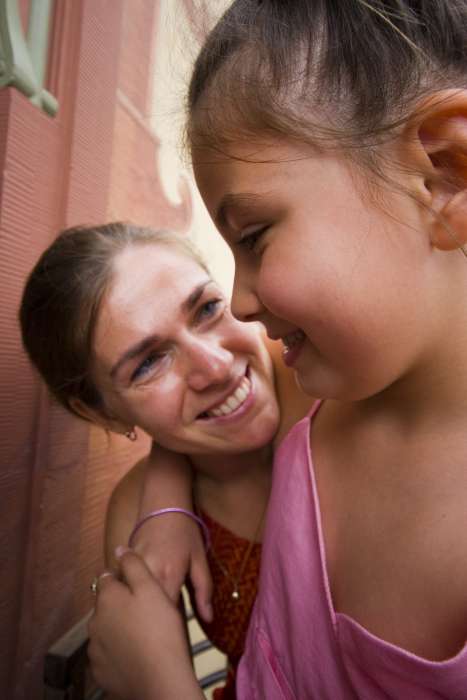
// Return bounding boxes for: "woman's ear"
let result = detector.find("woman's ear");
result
[407,89,467,251]
[68,397,128,436]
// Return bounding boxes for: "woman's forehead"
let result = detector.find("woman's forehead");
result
[109,246,210,310]
[93,247,216,372]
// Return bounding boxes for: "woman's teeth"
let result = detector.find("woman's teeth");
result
[207,376,251,417]
[283,330,305,350]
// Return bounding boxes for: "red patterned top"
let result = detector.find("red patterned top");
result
[186,509,262,700]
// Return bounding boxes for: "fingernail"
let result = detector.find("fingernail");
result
[204,602,213,622]
[115,545,130,559]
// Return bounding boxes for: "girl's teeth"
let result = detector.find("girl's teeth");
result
[207,376,251,417]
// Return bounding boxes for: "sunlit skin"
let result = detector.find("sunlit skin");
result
[87,242,316,700]
[194,135,467,660]
[90,244,280,467]
[194,137,467,407]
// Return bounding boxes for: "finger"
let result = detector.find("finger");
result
[88,609,98,639]
[96,571,115,591]
[91,575,129,616]
[190,553,214,623]
[114,546,181,602]
[90,571,117,601]
[115,546,164,596]
[157,570,183,603]
[131,546,181,599]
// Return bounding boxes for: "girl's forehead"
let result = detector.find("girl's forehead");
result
[193,137,320,216]
[193,136,321,183]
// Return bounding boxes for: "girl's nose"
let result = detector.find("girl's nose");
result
[230,266,264,323]
[186,338,234,391]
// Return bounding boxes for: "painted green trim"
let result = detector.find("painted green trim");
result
[0,0,58,116]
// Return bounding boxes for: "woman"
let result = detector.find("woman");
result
[20,222,311,699]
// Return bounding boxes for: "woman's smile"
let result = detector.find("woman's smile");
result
[91,244,280,455]
[200,375,251,420]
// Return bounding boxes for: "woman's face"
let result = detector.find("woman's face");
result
[91,243,279,455]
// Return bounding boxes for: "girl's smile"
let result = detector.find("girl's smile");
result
[194,136,450,403]
[281,330,306,367]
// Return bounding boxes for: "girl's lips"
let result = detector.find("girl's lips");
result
[282,331,306,367]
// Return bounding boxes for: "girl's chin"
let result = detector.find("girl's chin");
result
[294,369,317,397]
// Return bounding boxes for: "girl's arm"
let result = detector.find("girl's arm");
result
[105,445,213,622]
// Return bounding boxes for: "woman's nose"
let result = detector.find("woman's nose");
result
[186,338,234,391]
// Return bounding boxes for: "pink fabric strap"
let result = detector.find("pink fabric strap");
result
[128,507,211,549]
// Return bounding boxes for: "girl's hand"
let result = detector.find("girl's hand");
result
[131,510,213,622]
[88,548,204,700]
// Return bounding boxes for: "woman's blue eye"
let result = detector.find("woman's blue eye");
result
[198,299,221,320]
[132,352,160,381]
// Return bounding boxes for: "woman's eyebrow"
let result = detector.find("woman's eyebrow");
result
[181,279,211,313]
[110,334,160,379]
[110,279,212,379]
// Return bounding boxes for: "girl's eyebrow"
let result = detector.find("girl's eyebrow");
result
[216,193,266,229]
[109,279,211,378]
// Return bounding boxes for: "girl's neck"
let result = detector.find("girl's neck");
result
[359,345,467,434]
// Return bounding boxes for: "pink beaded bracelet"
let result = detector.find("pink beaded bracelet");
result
[128,507,211,550]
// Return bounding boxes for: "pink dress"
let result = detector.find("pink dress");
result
[237,402,467,699]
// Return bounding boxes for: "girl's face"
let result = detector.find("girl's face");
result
[194,137,439,401]
[91,244,279,455]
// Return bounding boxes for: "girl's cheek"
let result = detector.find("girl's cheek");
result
[259,274,289,315]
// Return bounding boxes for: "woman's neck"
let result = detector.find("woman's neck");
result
[190,446,272,541]
[189,444,272,484]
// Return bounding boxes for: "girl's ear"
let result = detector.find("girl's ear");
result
[68,397,128,436]
[409,89,467,251]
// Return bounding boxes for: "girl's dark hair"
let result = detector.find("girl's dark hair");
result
[187,0,467,157]
[19,222,209,418]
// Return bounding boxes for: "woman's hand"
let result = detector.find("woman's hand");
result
[88,549,204,700]
[105,448,213,622]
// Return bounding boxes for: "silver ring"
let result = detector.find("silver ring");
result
[90,571,113,596]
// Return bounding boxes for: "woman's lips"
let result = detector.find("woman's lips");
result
[197,368,255,423]
[205,375,251,417]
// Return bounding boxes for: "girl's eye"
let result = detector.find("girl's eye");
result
[237,225,268,253]
[197,298,223,321]
[131,352,164,382]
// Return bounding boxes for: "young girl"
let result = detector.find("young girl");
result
[88,1,467,698]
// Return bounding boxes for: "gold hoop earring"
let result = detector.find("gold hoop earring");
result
[125,429,137,442]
